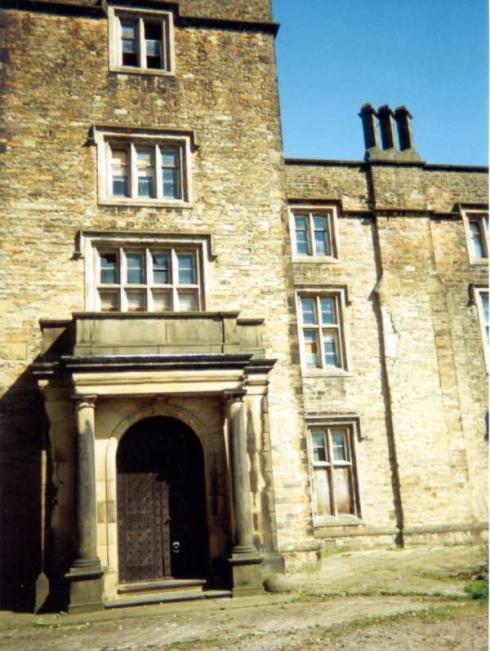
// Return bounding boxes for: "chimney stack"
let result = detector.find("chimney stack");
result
[359,103,422,162]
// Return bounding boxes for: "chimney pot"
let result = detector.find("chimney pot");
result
[394,105,415,151]
[359,104,380,150]
[377,105,396,150]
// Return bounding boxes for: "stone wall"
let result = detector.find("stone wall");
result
[286,159,488,548]
[0,2,305,608]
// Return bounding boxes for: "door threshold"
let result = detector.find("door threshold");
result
[105,588,232,609]
[118,578,207,594]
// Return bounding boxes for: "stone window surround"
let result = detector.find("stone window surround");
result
[471,285,489,370]
[289,204,340,263]
[295,286,351,376]
[93,127,193,207]
[461,208,489,265]
[79,231,212,313]
[107,4,175,76]
[305,415,362,527]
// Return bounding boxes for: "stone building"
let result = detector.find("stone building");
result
[0,0,487,613]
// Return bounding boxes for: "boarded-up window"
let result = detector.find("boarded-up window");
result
[310,427,358,518]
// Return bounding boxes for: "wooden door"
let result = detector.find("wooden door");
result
[117,472,171,582]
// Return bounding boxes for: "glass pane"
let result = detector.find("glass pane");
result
[320,298,336,324]
[481,294,489,324]
[314,469,332,516]
[137,148,153,167]
[99,290,119,312]
[146,40,161,57]
[113,177,129,197]
[121,21,137,39]
[301,298,316,324]
[311,431,326,462]
[144,22,161,40]
[126,253,144,284]
[121,20,138,66]
[314,230,329,256]
[178,291,198,312]
[331,430,348,461]
[152,253,170,284]
[100,253,118,284]
[294,216,309,255]
[122,51,138,66]
[470,221,485,257]
[162,169,180,199]
[138,177,154,198]
[112,149,128,166]
[323,332,340,367]
[126,290,145,312]
[177,254,196,284]
[122,40,137,54]
[334,467,353,514]
[303,330,319,368]
[161,150,178,167]
[152,290,171,311]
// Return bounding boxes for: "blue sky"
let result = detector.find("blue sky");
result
[272,0,488,166]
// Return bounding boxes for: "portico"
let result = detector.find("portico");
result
[34,313,280,612]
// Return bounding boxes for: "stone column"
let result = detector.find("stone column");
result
[225,390,263,596]
[65,396,103,612]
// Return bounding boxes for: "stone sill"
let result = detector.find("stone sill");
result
[293,256,340,265]
[109,67,175,78]
[98,200,192,209]
[313,516,364,530]
[469,259,489,266]
[302,369,352,379]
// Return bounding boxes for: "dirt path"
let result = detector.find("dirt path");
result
[0,598,486,651]
[0,545,486,650]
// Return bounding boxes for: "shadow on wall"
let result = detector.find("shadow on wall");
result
[0,367,44,612]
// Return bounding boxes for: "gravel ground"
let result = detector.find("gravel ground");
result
[0,545,486,651]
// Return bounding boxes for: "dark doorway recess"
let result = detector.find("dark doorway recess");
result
[116,416,208,583]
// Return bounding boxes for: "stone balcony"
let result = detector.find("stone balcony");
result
[38,312,266,361]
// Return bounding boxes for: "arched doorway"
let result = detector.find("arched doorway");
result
[116,416,208,583]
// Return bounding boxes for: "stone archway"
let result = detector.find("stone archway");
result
[116,416,209,583]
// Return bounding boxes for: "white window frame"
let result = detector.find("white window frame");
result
[80,232,211,313]
[296,288,350,374]
[462,209,489,264]
[306,418,362,525]
[94,128,193,206]
[289,205,340,261]
[108,5,175,75]
[475,287,489,369]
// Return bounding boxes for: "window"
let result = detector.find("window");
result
[290,207,338,259]
[298,293,347,370]
[95,246,201,312]
[108,7,174,74]
[463,211,489,262]
[476,289,489,360]
[94,128,192,205]
[309,425,360,519]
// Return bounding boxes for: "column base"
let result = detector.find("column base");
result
[65,559,104,613]
[228,552,263,597]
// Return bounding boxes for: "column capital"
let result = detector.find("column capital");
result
[71,395,97,409]
[223,389,246,404]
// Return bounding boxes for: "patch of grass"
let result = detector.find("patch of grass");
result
[465,578,488,602]
[324,601,479,636]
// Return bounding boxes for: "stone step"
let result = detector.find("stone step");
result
[118,578,207,594]
[105,589,232,609]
